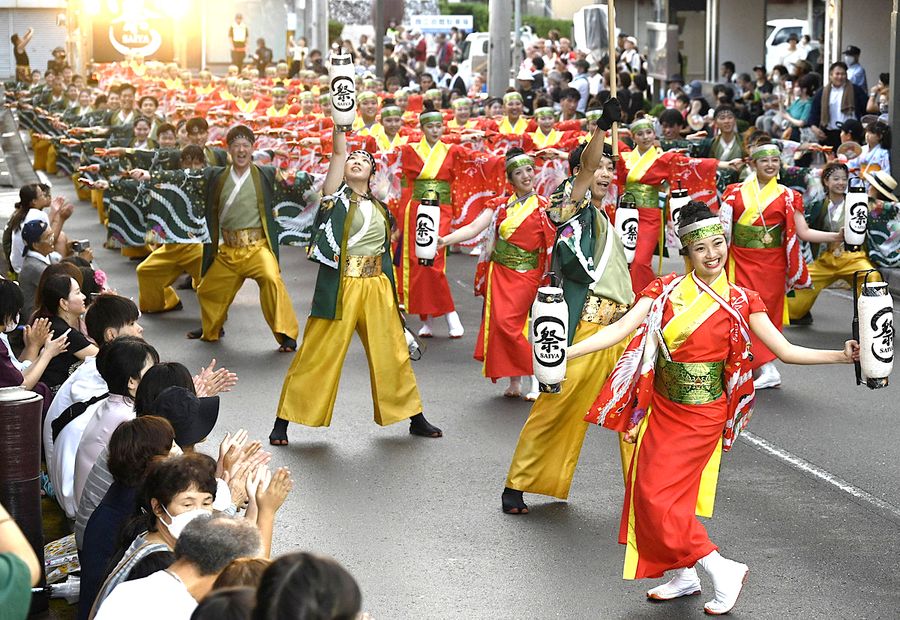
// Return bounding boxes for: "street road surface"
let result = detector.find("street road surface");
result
[54,180,899,619]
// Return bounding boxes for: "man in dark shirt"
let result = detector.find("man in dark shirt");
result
[254,38,273,74]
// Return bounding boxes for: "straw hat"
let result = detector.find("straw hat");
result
[864,169,898,201]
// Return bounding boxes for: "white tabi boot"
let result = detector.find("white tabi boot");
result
[646,567,702,600]
[753,362,781,390]
[445,311,464,338]
[696,550,749,615]
[524,375,539,402]
[418,316,434,338]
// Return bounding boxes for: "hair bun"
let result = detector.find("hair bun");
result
[677,200,716,228]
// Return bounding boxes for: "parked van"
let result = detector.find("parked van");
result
[458,26,535,87]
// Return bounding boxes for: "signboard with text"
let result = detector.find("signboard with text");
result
[409,15,474,34]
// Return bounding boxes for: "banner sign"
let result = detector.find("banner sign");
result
[409,15,474,33]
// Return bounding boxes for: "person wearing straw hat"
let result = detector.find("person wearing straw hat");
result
[719,138,840,390]
[862,169,900,269]
[788,161,885,325]
[570,199,858,616]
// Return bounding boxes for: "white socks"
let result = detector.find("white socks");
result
[417,317,434,338]
[646,567,701,600]
[445,311,464,338]
[696,551,749,615]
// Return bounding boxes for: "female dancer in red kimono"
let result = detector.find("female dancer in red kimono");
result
[568,201,858,615]
[394,107,470,338]
[437,149,555,400]
[619,117,740,293]
[720,139,837,389]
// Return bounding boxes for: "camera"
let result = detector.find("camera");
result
[71,239,90,252]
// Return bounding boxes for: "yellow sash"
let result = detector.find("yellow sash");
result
[266,105,290,117]
[414,138,450,180]
[531,129,562,149]
[499,116,529,135]
[194,85,214,96]
[498,194,539,241]
[235,98,258,113]
[624,147,662,184]
[662,271,730,352]
[738,175,783,226]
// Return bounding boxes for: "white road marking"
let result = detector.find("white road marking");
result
[739,430,900,524]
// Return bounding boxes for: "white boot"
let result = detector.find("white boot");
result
[646,567,701,601]
[524,375,540,401]
[696,551,749,615]
[418,317,434,338]
[445,311,464,338]
[753,362,781,389]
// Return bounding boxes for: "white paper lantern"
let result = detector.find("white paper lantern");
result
[531,286,569,393]
[329,53,356,131]
[614,200,639,263]
[844,185,868,251]
[858,281,893,389]
[415,190,440,266]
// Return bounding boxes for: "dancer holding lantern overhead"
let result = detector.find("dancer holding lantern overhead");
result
[502,100,635,515]
[269,126,442,445]
[437,147,555,400]
[569,200,859,616]
[395,103,471,339]
[720,138,836,390]
[619,117,740,293]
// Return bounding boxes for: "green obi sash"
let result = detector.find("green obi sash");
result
[654,356,725,405]
[491,237,540,271]
[412,179,451,204]
[623,181,659,209]
[732,222,783,249]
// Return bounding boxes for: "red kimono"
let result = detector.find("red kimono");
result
[475,193,555,380]
[721,176,811,367]
[395,138,469,316]
[616,148,719,293]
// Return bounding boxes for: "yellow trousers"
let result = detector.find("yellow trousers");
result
[121,244,152,259]
[136,244,203,312]
[32,137,49,170]
[91,189,107,225]
[195,240,299,343]
[788,250,882,319]
[506,320,629,499]
[72,174,91,202]
[45,143,58,174]
[276,273,422,427]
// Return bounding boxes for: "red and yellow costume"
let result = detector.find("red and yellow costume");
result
[395,138,468,316]
[616,148,719,292]
[475,192,555,379]
[587,272,762,579]
[721,176,811,367]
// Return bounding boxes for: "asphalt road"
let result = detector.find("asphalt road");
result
[48,177,899,619]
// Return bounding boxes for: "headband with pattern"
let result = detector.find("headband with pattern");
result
[505,153,534,174]
[750,144,781,160]
[678,217,725,247]
[419,110,443,125]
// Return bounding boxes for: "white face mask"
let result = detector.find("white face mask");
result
[161,506,209,538]
[4,314,20,333]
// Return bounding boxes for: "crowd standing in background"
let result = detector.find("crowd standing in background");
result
[0,17,895,619]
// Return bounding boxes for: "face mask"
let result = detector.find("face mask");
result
[4,314,20,333]
[843,55,854,65]
[161,506,208,538]
[879,103,889,114]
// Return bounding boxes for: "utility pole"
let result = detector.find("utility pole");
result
[374,0,384,78]
[309,0,329,53]
[488,0,513,96]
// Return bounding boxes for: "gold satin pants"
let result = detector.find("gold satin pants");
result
[136,243,203,312]
[276,273,422,427]
[788,250,882,319]
[195,240,299,343]
[506,320,630,499]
